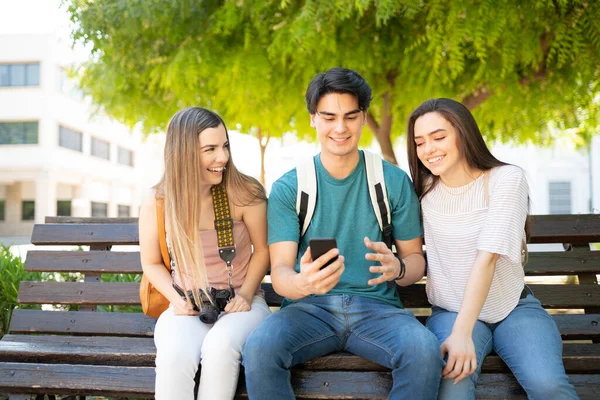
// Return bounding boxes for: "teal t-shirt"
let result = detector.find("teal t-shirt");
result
[267,151,423,308]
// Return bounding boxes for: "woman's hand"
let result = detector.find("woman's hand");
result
[224,293,252,313]
[172,296,199,316]
[441,331,477,384]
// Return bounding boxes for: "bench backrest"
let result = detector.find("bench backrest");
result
[8,215,600,342]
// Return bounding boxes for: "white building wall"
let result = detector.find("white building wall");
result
[0,32,145,241]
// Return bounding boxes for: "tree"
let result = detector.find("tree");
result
[68,0,600,166]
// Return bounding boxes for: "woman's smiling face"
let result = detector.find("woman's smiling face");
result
[413,112,467,182]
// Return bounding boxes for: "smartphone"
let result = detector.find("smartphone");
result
[309,238,338,270]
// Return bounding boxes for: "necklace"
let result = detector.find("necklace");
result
[439,171,484,196]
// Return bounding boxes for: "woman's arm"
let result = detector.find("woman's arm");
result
[442,250,499,383]
[225,199,269,312]
[139,194,196,315]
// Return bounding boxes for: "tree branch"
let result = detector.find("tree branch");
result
[367,112,380,133]
[462,34,551,110]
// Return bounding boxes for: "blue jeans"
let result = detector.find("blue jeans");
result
[426,294,579,400]
[243,294,442,400]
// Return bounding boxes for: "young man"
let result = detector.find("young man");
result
[243,68,442,399]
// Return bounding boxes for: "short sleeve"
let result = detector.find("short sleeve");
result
[477,166,529,264]
[267,170,301,245]
[385,163,423,240]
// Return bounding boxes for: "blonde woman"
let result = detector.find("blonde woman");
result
[139,107,270,399]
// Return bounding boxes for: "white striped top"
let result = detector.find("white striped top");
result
[422,164,528,323]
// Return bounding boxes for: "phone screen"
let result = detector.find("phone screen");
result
[309,238,338,270]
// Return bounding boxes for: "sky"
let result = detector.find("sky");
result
[0,0,67,35]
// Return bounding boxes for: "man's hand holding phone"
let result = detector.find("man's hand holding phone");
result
[296,238,345,297]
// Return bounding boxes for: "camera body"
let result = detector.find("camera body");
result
[176,285,232,324]
[196,287,232,324]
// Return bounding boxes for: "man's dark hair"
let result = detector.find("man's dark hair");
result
[305,67,373,114]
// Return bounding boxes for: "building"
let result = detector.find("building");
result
[0,32,145,242]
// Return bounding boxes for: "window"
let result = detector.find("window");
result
[0,63,40,87]
[0,122,38,145]
[59,125,83,152]
[22,201,35,221]
[118,205,131,217]
[0,200,5,221]
[57,200,72,217]
[91,202,108,217]
[117,147,134,167]
[549,181,572,214]
[91,137,110,160]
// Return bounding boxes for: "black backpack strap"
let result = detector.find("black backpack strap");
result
[375,182,393,250]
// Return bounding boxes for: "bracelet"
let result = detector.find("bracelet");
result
[393,253,406,280]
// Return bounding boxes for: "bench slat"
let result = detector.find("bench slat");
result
[7,309,599,340]
[396,284,600,309]
[16,281,600,309]
[25,251,142,273]
[528,214,600,244]
[1,334,598,373]
[17,282,140,305]
[31,223,138,246]
[0,362,153,397]
[8,309,155,337]
[28,214,600,247]
[0,335,154,367]
[0,362,597,400]
[22,250,600,275]
[45,217,138,224]
[525,251,600,275]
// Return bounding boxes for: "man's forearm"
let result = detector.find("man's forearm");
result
[271,265,309,300]
[395,253,426,286]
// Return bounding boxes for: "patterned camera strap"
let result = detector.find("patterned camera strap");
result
[211,183,236,296]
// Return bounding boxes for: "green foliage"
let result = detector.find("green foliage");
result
[0,245,42,339]
[98,272,143,313]
[66,0,600,150]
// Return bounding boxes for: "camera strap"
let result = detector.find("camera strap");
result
[211,183,236,296]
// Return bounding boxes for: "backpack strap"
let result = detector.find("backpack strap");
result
[296,155,318,237]
[155,197,171,272]
[363,150,393,249]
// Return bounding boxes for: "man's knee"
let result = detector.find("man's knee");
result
[399,327,442,367]
[243,319,289,369]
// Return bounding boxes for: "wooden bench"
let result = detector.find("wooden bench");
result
[0,214,599,399]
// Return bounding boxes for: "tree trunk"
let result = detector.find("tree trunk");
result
[367,90,398,165]
[255,127,270,186]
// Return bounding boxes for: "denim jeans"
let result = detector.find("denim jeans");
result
[243,294,443,400]
[426,294,579,400]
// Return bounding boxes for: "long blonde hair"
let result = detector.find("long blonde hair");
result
[154,107,266,306]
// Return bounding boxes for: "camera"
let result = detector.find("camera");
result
[174,285,232,324]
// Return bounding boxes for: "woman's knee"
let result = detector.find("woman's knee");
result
[523,374,575,399]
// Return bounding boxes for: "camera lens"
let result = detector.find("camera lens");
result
[199,307,219,324]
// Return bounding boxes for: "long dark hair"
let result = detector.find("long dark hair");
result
[407,98,505,200]
[406,98,530,238]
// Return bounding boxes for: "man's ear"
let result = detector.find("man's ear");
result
[310,113,317,128]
